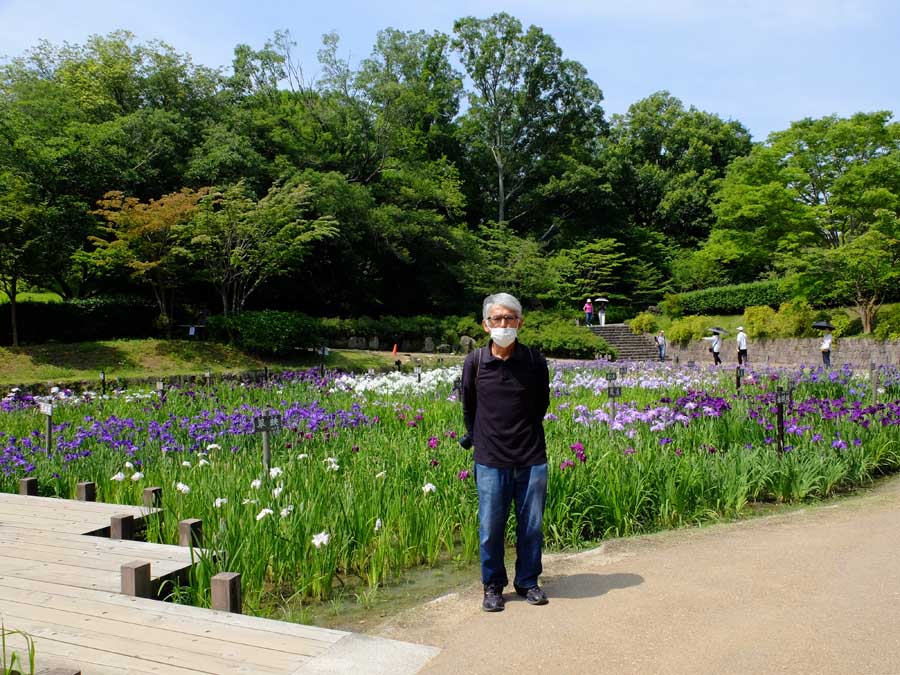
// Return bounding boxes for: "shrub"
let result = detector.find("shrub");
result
[874,305,900,340]
[208,311,321,355]
[741,305,778,339]
[658,293,684,319]
[519,318,616,359]
[773,299,816,338]
[666,315,714,346]
[679,280,789,315]
[830,313,863,338]
[626,311,657,335]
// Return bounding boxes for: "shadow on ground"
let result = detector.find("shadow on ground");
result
[540,572,644,600]
[22,343,137,371]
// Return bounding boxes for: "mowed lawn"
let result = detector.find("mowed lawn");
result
[0,339,463,386]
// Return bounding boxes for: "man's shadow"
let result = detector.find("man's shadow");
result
[514,573,643,600]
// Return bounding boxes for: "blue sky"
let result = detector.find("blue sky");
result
[1,0,897,141]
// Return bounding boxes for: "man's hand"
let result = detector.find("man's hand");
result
[459,434,473,450]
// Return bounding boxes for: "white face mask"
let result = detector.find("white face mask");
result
[490,327,517,348]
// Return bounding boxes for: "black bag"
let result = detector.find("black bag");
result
[708,347,713,353]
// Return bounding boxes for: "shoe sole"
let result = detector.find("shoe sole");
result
[482,604,505,612]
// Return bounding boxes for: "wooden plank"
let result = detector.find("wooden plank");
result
[0,612,293,675]
[0,576,347,644]
[0,598,311,671]
[0,505,152,526]
[0,586,330,657]
[0,530,196,561]
[0,492,146,512]
[0,493,154,516]
[0,517,125,536]
[0,543,191,578]
[0,556,135,593]
[4,635,217,675]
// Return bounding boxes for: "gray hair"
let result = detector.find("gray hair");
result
[482,293,523,320]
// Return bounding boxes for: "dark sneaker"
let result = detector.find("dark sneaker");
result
[482,584,505,612]
[515,585,549,606]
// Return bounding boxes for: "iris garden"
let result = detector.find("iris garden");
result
[3,361,900,618]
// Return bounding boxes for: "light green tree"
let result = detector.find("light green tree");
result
[191,179,339,315]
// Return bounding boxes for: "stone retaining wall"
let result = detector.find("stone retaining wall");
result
[666,337,900,367]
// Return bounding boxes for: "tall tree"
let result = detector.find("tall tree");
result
[452,12,604,226]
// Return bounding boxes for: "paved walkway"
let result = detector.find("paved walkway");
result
[378,475,900,675]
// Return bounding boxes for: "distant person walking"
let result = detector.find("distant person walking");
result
[582,299,593,327]
[655,330,666,362]
[703,333,722,365]
[821,330,833,367]
[736,326,748,365]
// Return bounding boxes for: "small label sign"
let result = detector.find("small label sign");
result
[608,386,622,399]
[367,368,375,376]
[414,367,422,374]
[619,366,628,377]
[156,381,165,391]
[775,388,791,405]
[253,414,283,433]
[39,402,54,416]
[607,372,617,381]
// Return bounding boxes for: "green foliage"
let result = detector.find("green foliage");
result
[659,293,684,318]
[874,305,900,340]
[741,305,778,339]
[626,311,657,335]
[679,280,788,315]
[518,312,616,358]
[829,313,864,338]
[0,297,157,346]
[208,311,321,355]
[773,299,817,338]
[666,315,714,345]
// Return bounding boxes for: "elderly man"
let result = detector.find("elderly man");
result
[460,292,551,612]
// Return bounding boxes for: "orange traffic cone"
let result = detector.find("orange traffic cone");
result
[392,343,398,356]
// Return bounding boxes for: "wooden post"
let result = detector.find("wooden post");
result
[121,560,151,598]
[19,477,38,496]
[211,572,242,613]
[143,486,163,508]
[76,481,97,502]
[111,514,135,540]
[178,518,203,547]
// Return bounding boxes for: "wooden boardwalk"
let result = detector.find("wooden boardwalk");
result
[0,493,438,674]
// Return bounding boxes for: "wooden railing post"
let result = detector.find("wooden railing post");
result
[178,518,203,547]
[211,572,242,614]
[19,477,38,496]
[76,481,97,502]
[121,560,151,598]
[111,514,135,540]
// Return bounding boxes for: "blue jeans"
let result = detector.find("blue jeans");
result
[822,350,831,367]
[585,312,592,326]
[475,462,548,589]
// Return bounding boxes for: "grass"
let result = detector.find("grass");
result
[0,339,463,386]
[0,291,62,303]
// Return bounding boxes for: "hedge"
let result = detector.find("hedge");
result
[208,309,616,359]
[0,297,158,345]
[676,280,790,316]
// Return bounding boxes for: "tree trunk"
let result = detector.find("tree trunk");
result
[9,277,18,348]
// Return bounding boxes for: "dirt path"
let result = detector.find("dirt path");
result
[376,476,900,674]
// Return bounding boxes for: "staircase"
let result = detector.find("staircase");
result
[588,323,660,361]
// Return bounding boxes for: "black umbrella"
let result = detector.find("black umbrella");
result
[708,327,729,335]
[812,321,835,330]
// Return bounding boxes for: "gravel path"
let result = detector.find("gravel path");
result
[377,475,900,674]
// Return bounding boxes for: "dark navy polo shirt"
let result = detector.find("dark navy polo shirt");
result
[461,341,550,468]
